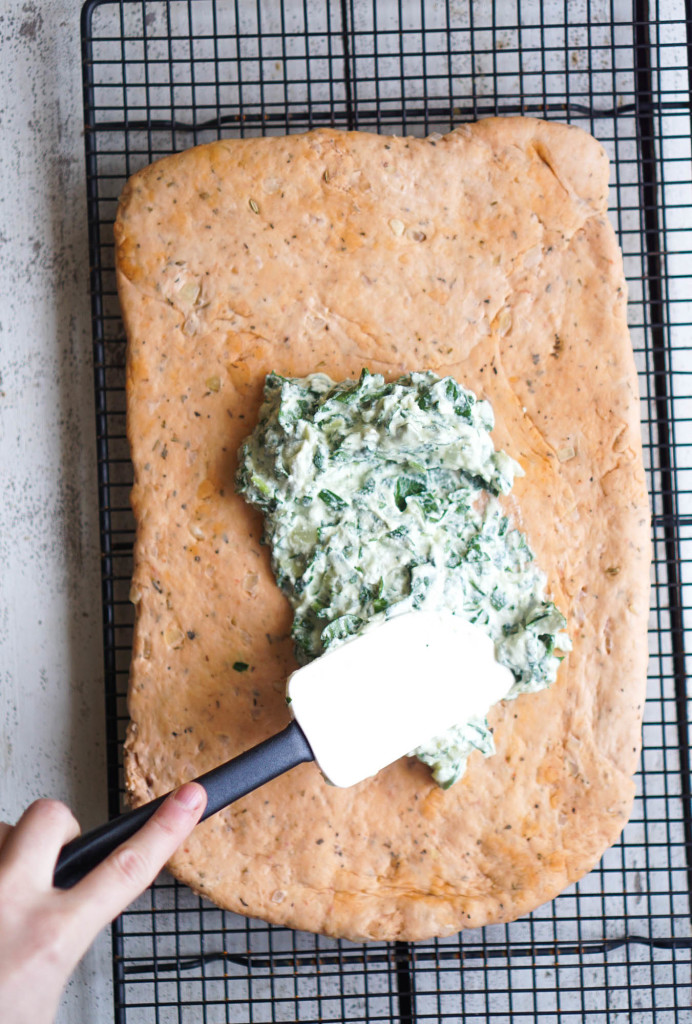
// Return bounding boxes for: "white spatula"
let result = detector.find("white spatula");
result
[54,611,512,888]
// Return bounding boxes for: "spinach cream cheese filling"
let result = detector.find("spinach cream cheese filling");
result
[236,369,570,788]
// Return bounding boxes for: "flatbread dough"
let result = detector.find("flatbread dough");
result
[115,119,650,941]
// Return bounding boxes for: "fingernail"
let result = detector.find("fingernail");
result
[174,783,205,810]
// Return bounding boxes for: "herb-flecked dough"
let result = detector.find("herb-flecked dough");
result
[115,119,650,941]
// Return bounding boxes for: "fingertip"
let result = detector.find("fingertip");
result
[172,782,207,816]
[29,798,80,832]
[0,822,12,851]
[0,799,81,890]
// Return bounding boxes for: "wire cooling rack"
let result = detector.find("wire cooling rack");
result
[80,0,692,1020]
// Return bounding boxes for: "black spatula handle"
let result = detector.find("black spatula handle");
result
[53,720,313,890]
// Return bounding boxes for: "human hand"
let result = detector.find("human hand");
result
[0,783,207,1024]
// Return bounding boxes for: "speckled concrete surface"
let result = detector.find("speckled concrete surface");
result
[1,1,112,1020]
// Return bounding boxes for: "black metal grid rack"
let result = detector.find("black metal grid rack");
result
[80,0,692,1020]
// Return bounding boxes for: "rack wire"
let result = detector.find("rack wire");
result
[80,0,692,1020]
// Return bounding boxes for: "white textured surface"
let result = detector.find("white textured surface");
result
[0,1,112,1021]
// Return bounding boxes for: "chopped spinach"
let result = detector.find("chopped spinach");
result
[321,614,363,646]
[394,475,427,512]
[319,489,347,511]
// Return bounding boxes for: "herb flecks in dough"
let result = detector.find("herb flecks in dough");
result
[237,369,570,788]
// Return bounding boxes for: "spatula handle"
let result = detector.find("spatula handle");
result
[53,720,313,890]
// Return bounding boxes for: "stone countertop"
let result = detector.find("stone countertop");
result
[1,1,112,1020]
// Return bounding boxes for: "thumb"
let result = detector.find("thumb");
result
[64,783,206,944]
